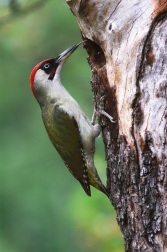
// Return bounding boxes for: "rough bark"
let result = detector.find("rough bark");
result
[66,0,167,251]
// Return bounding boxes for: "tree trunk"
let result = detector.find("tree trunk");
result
[66,0,167,251]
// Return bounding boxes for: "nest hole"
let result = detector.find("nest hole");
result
[83,39,106,69]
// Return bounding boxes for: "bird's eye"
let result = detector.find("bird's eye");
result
[44,63,50,69]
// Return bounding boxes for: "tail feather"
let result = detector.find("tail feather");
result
[79,180,91,196]
[88,168,109,197]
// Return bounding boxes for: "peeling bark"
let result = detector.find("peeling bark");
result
[66,0,167,251]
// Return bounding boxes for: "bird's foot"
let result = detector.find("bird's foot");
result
[91,96,116,125]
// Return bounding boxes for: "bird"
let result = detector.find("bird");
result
[30,42,110,197]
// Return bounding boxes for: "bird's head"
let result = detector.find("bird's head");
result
[30,42,83,102]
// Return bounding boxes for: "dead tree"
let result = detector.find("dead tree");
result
[66,0,167,251]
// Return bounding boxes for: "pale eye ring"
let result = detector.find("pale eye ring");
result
[44,63,50,69]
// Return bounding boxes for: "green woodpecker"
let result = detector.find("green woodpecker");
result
[30,42,110,197]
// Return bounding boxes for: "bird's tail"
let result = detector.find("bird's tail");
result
[88,167,109,197]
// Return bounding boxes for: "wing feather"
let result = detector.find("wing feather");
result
[50,104,91,196]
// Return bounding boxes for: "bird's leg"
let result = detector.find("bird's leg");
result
[91,107,97,126]
[91,95,116,125]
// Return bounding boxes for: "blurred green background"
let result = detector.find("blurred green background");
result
[0,1,124,251]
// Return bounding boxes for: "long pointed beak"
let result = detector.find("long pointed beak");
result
[55,41,84,63]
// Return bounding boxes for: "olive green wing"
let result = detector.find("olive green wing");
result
[52,104,91,196]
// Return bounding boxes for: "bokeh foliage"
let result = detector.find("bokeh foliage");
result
[0,0,124,251]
